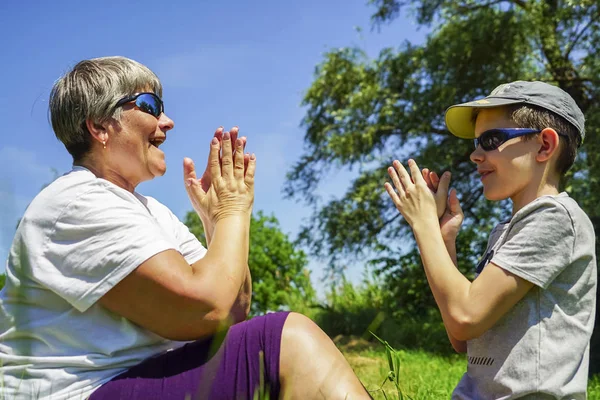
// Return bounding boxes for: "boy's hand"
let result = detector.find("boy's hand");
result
[421,168,451,219]
[385,159,438,228]
[439,188,464,242]
[421,168,464,241]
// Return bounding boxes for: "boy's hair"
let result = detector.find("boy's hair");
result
[508,104,579,176]
[472,104,579,176]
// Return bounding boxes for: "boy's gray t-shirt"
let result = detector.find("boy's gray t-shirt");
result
[452,193,597,400]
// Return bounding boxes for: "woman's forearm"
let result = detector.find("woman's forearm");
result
[231,211,253,321]
[201,213,252,322]
[200,217,213,246]
[191,215,250,320]
[231,266,252,322]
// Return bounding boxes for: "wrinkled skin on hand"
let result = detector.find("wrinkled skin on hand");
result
[184,126,255,227]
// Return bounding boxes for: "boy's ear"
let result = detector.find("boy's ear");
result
[85,119,109,146]
[535,128,560,164]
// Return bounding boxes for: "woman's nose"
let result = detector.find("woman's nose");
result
[159,113,175,131]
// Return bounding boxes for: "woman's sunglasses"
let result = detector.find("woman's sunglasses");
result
[474,128,541,151]
[115,92,164,118]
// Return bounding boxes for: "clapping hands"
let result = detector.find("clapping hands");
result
[184,126,255,226]
[385,159,463,241]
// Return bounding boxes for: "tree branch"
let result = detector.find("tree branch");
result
[456,0,506,12]
[507,0,528,10]
[428,126,448,136]
[381,211,402,227]
[564,11,600,60]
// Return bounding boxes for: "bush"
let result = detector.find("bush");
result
[312,275,385,337]
[308,272,454,355]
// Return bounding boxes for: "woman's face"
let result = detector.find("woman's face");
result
[106,93,174,187]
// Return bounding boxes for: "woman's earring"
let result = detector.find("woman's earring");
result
[102,140,106,149]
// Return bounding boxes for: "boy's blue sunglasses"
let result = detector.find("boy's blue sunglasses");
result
[115,92,164,118]
[474,128,541,151]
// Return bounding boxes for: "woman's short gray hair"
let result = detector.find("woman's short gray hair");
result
[49,56,163,161]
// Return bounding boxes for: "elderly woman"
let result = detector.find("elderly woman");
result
[0,57,369,400]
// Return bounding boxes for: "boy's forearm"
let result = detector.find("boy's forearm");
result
[443,237,458,267]
[411,219,473,339]
[440,236,467,352]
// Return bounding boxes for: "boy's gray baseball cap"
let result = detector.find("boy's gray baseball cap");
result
[445,81,585,142]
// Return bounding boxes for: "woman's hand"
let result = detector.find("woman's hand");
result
[421,169,464,242]
[191,127,248,194]
[385,159,438,228]
[184,127,255,225]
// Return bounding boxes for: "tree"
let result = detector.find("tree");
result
[285,0,600,371]
[184,211,315,315]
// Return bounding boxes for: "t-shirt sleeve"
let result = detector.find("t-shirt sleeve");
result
[35,188,177,312]
[490,200,575,289]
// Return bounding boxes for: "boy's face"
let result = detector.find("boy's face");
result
[470,107,540,202]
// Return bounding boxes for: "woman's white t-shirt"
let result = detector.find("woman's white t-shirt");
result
[0,166,207,399]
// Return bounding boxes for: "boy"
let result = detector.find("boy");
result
[384,81,597,399]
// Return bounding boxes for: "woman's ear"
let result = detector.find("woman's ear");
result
[535,128,560,163]
[85,119,109,146]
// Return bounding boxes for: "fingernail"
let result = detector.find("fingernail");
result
[251,153,256,160]
[186,178,195,187]
[224,132,230,140]
[236,138,243,147]
[211,137,218,145]
[217,126,223,131]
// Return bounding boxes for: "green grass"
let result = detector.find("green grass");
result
[335,335,600,400]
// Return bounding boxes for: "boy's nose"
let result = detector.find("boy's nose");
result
[470,146,485,164]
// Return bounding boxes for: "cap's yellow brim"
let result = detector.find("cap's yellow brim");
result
[445,98,524,139]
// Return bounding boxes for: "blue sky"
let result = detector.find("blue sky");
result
[0,0,427,295]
